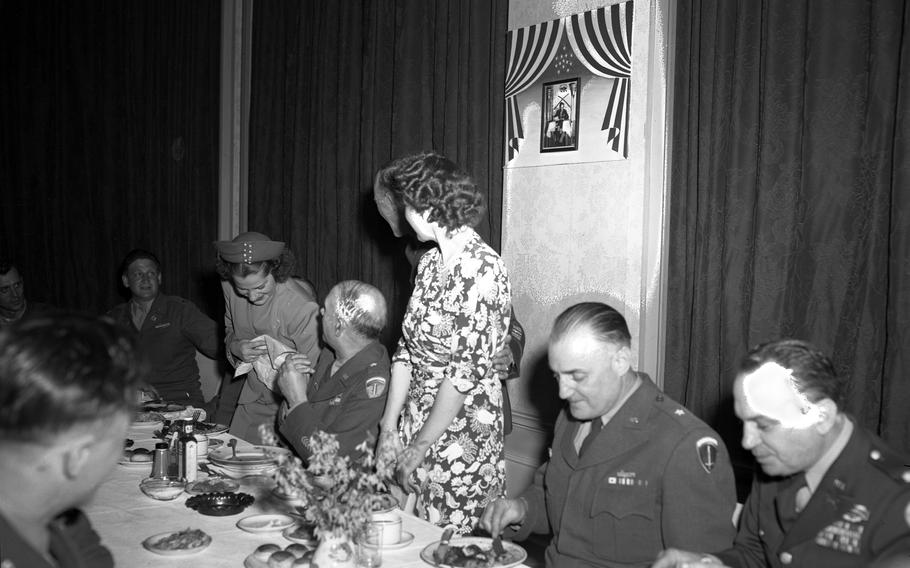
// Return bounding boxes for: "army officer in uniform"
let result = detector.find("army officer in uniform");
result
[653,339,910,568]
[481,302,737,567]
[277,280,390,460]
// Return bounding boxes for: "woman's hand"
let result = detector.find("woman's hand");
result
[395,442,429,493]
[237,337,268,362]
[376,429,404,473]
[276,354,314,409]
[491,342,515,378]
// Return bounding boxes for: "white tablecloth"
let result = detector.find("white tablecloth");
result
[86,430,530,567]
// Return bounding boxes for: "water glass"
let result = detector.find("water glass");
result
[357,524,383,567]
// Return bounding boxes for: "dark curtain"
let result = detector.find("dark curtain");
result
[247,0,508,348]
[0,2,221,316]
[666,0,910,467]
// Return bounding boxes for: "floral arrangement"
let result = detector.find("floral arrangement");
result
[260,426,395,541]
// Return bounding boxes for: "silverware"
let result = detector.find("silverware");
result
[434,527,454,565]
[229,438,238,459]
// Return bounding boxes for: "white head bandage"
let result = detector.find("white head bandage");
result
[742,361,824,429]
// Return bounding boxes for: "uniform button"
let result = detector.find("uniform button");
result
[870,450,881,460]
[780,552,793,564]
[758,530,765,536]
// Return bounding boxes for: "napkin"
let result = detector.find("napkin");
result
[234,335,296,390]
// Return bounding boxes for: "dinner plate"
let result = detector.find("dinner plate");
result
[118,458,153,469]
[282,524,317,546]
[419,537,527,568]
[237,513,296,534]
[209,445,290,465]
[142,529,212,556]
[195,422,229,436]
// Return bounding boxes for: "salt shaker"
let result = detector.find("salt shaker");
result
[150,442,170,479]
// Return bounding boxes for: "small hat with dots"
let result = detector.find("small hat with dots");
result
[214,232,285,264]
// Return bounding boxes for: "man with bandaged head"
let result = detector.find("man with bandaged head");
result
[653,339,910,568]
[275,280,390,461]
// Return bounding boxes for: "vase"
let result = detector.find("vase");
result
[312,531,356,568]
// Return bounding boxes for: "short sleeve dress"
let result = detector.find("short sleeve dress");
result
[392,229,512,533]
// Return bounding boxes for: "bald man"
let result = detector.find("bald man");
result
[276,280,391,461]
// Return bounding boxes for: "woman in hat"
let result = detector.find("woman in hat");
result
[214,232,320,443]
[375,152,512,534]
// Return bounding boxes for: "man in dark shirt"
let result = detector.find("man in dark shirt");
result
[0,313,145,568]
[0,259,53,327]
[277,280,390,460]
[107,249,220,407]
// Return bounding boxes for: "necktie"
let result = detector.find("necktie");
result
[578,417,603,457]
[779,474,807,528]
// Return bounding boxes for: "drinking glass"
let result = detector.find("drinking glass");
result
[357,524,383,567]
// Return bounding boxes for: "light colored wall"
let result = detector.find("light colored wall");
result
[503,0,673,495]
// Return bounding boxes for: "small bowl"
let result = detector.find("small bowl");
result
[139,478,186,501]
[185,491,254,516]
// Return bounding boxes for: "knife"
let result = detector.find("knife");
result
[433,527,455,565]
[492,534,506,558]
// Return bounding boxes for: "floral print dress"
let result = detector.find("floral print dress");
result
[393,229,512,534]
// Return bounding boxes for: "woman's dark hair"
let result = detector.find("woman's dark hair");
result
[738,339,848,408]
[381,152,485,231]
[214,248,296,283]
[550,302,632,348]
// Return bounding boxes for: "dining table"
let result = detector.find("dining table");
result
[86,423,532,568]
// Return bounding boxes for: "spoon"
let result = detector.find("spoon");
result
[229,438,238,459]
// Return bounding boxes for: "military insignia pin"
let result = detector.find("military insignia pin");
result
[365,376,387,399]
[696,436,719,473]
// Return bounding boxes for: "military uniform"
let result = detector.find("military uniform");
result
[514,374,737,567]
[715,422,910,568]
[279,341,389,461]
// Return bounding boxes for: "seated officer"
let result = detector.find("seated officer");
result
[0,259,53,327]
[276,280,390,460]
[107,249,220,407]
[0,313,144,568]
[480,302,737,567]
[653,339,910,568]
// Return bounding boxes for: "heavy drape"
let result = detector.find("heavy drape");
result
[666,0,910,462]
[0,2,221,316]
[247,0,508,348]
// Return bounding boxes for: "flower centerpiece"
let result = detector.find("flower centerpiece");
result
[260,426,395,566]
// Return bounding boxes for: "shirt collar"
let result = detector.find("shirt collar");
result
[804,416,853,493]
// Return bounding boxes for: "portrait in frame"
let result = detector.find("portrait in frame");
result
[540,77,580,152]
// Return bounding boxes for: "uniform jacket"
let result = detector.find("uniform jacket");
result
[515,374,737,567]
[108,294,219,406]
[0,508,113,568]
[279,341,389,461]
[716,422,910,568]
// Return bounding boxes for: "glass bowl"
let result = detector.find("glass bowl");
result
[185,491,255,516]
[139,478,186,501]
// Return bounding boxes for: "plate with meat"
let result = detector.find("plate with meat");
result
[420,536,526,568]
[142,528,212,556]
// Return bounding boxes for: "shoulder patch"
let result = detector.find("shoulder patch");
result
[365,376,387,399]
[868,444,910,485]
[697,436,719,473]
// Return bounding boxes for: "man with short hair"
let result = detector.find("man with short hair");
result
[107,249,220,407]
[0,260,52,326]
[481,302,737,567]
[0,313,145,568]
[653,339,910,568]
[276,280,391,460]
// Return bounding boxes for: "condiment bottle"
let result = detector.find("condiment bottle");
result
[177,420,198,482]
[151,442,170,479]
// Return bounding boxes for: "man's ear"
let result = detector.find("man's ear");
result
[62,437,94,479]
[121,274,130,289]
[612,345,632,375]
[814,398,840,434]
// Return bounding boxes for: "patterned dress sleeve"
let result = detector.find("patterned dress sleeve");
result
[445,246,511,393]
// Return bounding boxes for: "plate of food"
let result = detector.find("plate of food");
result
[195,421,229,436]
[282,523,318,546]
[237,513,296,534]
[119,447,154,467]
[420,537,527,568]
[131,411,164,430]
[142,528,212,556]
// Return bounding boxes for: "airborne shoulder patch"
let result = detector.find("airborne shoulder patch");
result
[365,376,387,399]
[696,436,719,473]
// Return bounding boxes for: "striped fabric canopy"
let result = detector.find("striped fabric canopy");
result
[505,1,633,160]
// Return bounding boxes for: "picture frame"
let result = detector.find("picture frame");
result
[540,77,580,153]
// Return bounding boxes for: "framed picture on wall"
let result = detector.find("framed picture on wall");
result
[540,77,580,153]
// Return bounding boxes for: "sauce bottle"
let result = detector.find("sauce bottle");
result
[177,420,198,482]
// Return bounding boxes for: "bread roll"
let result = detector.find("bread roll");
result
[254,543,282,562]
[268,550,296,568]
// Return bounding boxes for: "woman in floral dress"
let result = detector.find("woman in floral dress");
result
[377,152,512,534]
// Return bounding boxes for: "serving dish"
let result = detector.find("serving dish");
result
[142,528,211,556]
[139,478,186,501]
[419,537,527,568]
[185,491,254,516]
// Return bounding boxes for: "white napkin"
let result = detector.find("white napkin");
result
[234,335,296,390]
